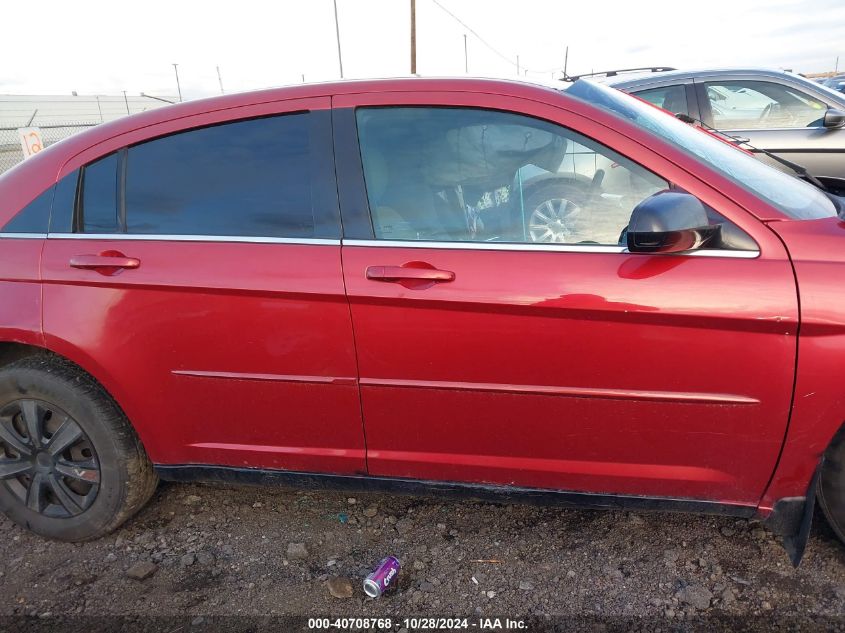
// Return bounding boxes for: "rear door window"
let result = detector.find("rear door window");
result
[633,85,689,115]
[80,153,119,233]
[125,113,318,238]
[69,111,338,239]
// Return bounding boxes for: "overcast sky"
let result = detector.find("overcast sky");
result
[3,0,843,98]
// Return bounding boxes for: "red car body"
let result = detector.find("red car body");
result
[0,78,842,544]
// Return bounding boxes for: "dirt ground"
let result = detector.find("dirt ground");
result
[1,480,843,632]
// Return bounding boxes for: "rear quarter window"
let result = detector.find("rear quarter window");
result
[1,186,53,234]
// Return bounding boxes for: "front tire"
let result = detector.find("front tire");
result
[522,182,589,244]
[819,424,845,545]
[0,357,157,540]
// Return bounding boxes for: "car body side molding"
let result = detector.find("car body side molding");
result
[359,378,760,405]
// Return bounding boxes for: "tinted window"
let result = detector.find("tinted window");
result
[705,81,827,129]
[125,113,316,237]
[634,85,689,115]
[50,170,79,233]
[81,153,119,233]
[356,107,668,246]
[2,186,53,233]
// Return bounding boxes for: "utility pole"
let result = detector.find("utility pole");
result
[516,55,520,76]
[463,34,468,73]
[216,65,225,94]
[410,0,417,74]
[122,90,130,115]
[837,56,840,74]
[333,0,344,78]
[563,46,569,79]
[172,63,182,102]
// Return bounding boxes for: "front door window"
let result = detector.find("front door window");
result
[704,80,827,130]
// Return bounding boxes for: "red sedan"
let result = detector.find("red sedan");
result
[0,78,842,565]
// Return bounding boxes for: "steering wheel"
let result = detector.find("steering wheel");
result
[759,102,774,122]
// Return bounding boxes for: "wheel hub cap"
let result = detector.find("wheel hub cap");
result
[0,399,100,518]
[528,197,581,243]
[34,451,53,471]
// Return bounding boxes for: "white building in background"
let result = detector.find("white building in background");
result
[0,93,178,173]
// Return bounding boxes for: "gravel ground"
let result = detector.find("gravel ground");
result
[1,481,844,632]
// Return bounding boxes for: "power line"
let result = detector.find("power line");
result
[428,0,565,75]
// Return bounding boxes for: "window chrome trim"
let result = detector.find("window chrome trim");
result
[344,239,626,254]
[342,239,760,259]
[0,233,48,239]
[47,233,340,246]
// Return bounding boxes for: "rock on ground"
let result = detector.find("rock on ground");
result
[125,562,158,581]
[327,577,354,599]
[677,584,714,610]
[0,483,842,622]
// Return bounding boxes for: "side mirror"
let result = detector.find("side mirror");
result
[627,192,720,254]
[823,108,845,129]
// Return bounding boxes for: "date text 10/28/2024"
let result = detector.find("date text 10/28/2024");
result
[307,618,528,630]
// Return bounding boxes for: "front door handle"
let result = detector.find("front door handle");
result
[70,252,140,272]
[366,265,455,283]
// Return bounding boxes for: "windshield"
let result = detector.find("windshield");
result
[566,80,837,220]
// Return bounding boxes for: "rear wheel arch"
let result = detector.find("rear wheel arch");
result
[0,353,158,539]
[0,341,156,457]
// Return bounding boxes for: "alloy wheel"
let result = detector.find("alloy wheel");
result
[528,198,582,243]
[0,399,99,518]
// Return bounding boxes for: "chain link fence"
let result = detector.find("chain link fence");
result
[0,123,98,175]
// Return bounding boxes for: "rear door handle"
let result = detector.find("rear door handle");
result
[366,265,455,283]
[70,253,141,270]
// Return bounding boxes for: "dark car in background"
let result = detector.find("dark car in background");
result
[822,74,845,93]
[591,68,845,184]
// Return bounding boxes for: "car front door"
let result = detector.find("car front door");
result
[41,98,366,475]
[695,77,845,179]
[335,91,798,504]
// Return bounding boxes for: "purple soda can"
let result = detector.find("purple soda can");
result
[363,556,401,598]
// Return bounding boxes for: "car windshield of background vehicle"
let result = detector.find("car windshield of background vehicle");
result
[567,80,837,220]
[704,80,826,129]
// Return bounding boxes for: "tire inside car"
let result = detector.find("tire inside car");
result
[0,356,157,541]
[522,181,590,243]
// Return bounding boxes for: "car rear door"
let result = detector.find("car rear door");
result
[694,75,845,179]
[41,97,366,475]
[335,90,798,504]
[626,80,700,120]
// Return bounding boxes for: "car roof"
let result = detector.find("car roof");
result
[601,67,807,89]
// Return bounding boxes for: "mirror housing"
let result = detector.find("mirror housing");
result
[823,108,845,129]
[627,192,720,254]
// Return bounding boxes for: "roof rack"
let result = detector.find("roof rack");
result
[560,67,676,82]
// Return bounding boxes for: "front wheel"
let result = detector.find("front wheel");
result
[819,425,845,545]
[0,357,157,540]
[522,182,589,244]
